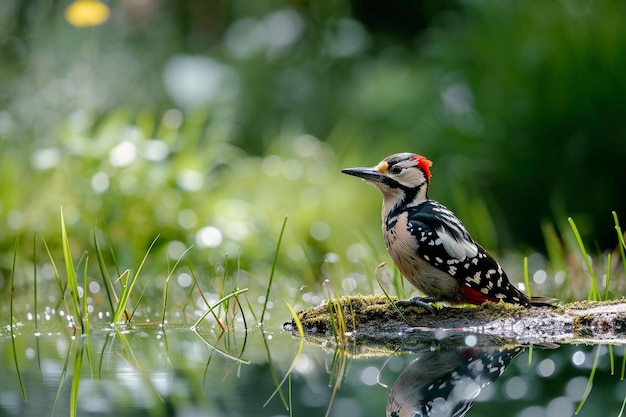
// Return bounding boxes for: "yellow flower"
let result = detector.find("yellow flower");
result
[65,0,110,28]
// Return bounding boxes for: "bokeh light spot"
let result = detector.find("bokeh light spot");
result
[178,209,198,229]
[360,366,379,386]
[65,0,110,28]
[162,109,184,129]
[533,269,547,284]
[110,141,137,167]
[262,155,282,176]
[88,281,100,294]
[144,139,169,162]
[167,240,188,260]
[565,376,588,400]
[176,169,204,191]
[196,226,223,248]
[504,376,527,399]
[91,172,110,193]
[32,148,61,170]
[464,335,477,347]
[341,277,357,292]
[546,397,574,417]
[537,358,555,377]
[163,56,238,108]
[571,350,585,366]
[310,221,330,241]
[177,272,193,288]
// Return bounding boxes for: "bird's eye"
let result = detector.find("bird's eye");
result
[389,165,402,175]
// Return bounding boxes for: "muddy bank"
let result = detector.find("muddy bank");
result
[283,295,626,353]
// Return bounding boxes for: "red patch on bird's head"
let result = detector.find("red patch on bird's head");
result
[410,154,433,182]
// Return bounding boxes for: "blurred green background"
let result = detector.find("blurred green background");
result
[1,0,625,299]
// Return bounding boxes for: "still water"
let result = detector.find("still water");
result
[1,321,624,417]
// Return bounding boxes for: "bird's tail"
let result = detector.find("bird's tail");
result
[529,296,559,308]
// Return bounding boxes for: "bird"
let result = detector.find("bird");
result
[341,152,552,310]
[386,346,523,417]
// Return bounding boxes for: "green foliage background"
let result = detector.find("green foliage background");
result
[0,0,624,295]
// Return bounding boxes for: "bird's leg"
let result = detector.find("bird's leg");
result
[394,296,437,313]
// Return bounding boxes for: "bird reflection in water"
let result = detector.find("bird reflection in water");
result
[387,346,523,417]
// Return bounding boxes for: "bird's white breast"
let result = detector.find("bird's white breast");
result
[383,213,460,301]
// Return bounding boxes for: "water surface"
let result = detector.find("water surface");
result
[1,321,624,416]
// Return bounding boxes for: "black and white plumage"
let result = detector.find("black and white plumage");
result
[342,152,550,308]
[386,347,523,417]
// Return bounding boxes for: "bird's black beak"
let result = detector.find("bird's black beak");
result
[341,167,385,183]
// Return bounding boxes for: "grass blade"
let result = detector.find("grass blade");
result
[575,346,601,414]
[261,216,288,325]
[33,232,38,329]
[605,253,612,301]
[70,337,85,417]
[376,262,410,325]
[523,256,531,297]
[613,211,626,277]
[9,231,27,401]
[112,235,159,324]
[61,208,84,329]
[568,217,601,301]
[112,269,132,323]
[41,236,73,325]
[263,298,304,409]
[93,230,117,314]
[189,265,225,331]
[161,245,194,325]
[51,337,74,417]
[192,288,249,328]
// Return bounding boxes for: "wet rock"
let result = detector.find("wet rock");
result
[283,295,626,353]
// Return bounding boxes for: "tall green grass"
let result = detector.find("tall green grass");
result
[568,217,602,300]
[61,208,85,331]
[9,231,27,401]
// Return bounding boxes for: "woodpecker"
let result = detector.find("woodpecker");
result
[342,152,550,310]
[386,346,523,417]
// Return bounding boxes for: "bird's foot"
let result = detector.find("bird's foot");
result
[394,296,437,313]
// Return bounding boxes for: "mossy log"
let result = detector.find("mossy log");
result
[283,295,626,354]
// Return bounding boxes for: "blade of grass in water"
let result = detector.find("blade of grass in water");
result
[83,257,95,376]
[575,346,602,414]
[261,216,288,325]
[323,262,348,344]
[112,269,132,323]
[70,337,85,417]
[161,245,194,324]
[41,236,74,325]
[193,329,251,364]
[10,231,27,401]
[93,230,117,314]
[112,235,159,324]
[568,217,601,301]
[522,256,533,363]
[51,336,74,417]
[192,288,249,328]
[618,394,626,417]
[604,253,615,376]
[113,327,165,403]
[325,346,349,417]
[605,253,612,301]
[189,265,225,331]
[33,233,38,329]
[61,208,84,330]
[613,211,626,276]
[263,298,304,409]
[523,256,531,297]
[611,212,626,382]
[83,257,90,331]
